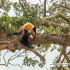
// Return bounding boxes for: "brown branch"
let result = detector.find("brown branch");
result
[41,14,70,33]
[0,64,7,66]
[59,14,70,23]
[41,20,70,34]
[42,14,59,20]
[51,3,59,15]
[44,0,46,17]
[52,6,57,13]
[0,0,5,8]
[56,52,63,63]
[19,0,24,9]
[56,46,66,63]
[41,14,70,23]
[61,51,70,63]
[0,37,45,61]
[1,33,70,47]
[56,47,70,69]
[63,52,70,63]
[19,0,26,16]
[0,38,18,45]
[63,52,70,68]
[56,66,59,70]
[0,33,70,61]
[30,49,45,61]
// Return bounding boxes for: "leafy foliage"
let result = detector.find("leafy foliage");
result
[13,2,43,27]
[11,16,30,26]
[0,13,14,35]
[1,0,12,12]
[23,56,46,68]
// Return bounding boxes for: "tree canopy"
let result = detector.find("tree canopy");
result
[0,0,70,70]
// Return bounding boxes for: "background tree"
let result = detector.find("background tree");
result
[0,0,70,70]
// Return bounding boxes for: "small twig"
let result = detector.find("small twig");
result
[3,50,9,66]
[51,4,70,14]
[9,63,23,70]
[56,4,70,10]
[8,52,25,61]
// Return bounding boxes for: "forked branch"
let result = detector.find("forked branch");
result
[0,37,45,61]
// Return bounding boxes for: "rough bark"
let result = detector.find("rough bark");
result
[0,32,70,61]
[41,14,70,34]
[0,33,45,61]
[28,33,70,46]
[41,14,70,23]
[1,33,70,48]
[44,0,46,17]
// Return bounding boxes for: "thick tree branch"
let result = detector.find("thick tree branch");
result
[42,14,70,23]
[0,33,70,61]
[43,14,59,20]
[0,36,45,61]
[1,33,70,47]
[41,20,70,34]
[0,38,18,45]
[41,13,70,34]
